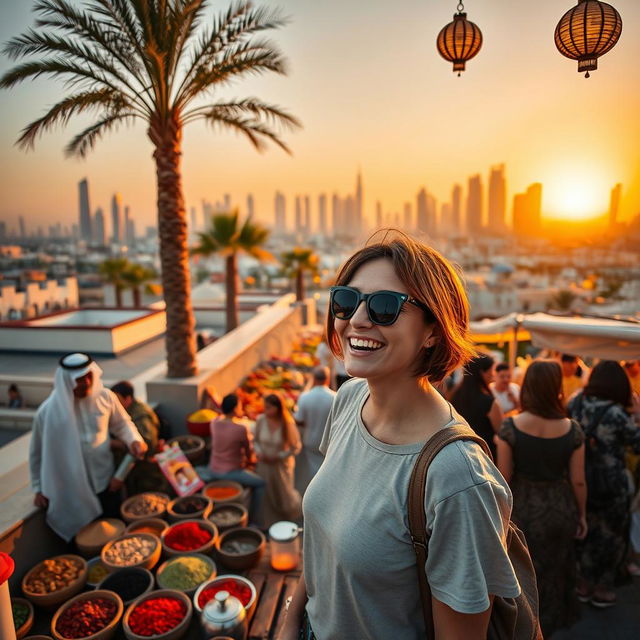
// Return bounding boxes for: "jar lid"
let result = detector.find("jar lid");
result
[268,521,300,542]
[0,552,14,586]
[202,590,244,624]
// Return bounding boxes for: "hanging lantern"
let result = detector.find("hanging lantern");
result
[554,0,622,78]
[437,2,483,76]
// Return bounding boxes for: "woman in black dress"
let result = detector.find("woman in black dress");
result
[451,354,503,456]
[496,360,586,637]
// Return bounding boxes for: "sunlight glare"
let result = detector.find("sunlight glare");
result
[544,168,609,221]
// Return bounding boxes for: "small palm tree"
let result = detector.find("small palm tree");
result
[1,0,300,377]
[122,263,158,307]
[192,210,272,332]
[280,247,319,302]
[98,257,129,308]
[548,289,577,312]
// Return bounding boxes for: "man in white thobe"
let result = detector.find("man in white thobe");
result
[294,366,336,494]
[29,352,146,541]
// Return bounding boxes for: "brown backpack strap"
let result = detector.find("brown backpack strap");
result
[408,424,493,638]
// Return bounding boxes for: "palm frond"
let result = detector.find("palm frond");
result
[64,113,136,158]
[238,216,272,260]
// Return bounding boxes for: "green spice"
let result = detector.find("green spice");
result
[160,556,211,590]
[12,601,30,629]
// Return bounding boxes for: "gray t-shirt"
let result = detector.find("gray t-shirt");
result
[303,378,520,640]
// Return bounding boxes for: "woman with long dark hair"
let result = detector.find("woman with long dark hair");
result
[254,392,302,526]
[451,354,504,457]
[496,360,586,636]
[568,361,640,608]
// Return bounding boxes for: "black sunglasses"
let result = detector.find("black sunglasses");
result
[329,285,434,326]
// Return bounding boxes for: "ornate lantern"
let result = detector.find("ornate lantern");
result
[554,0,622,78]
[437,2,483,76]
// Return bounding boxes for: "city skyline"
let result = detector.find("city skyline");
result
[1,0,639,230]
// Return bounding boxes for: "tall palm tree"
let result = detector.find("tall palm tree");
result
[280,247,319,302]
[1,0,300,377]
[98,257,129,308]
[122,262,158,307]
[192,210,272,332]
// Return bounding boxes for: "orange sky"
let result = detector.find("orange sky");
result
[1,0,639,232]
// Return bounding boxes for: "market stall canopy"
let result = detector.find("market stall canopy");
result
[470,313,531,344]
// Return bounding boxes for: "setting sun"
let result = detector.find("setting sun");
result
[542,167,611,221]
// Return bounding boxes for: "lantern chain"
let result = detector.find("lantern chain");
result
[457,2,465,13]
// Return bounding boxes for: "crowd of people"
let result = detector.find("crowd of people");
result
[27,232,640,640]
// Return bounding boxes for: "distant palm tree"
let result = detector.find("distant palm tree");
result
[192,210,272,332]
[122,263,158,307]
[98,257,129,308]
[281,247,319,302]
[1,0,300,377]
[549,289,577,312]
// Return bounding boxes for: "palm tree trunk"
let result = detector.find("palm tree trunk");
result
[296,268,304,302]
[150,116,197,377]
[115,285,123,308]
[225,253,239,332]
[133,287,141,307]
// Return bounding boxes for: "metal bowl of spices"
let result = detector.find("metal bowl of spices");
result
[156,553,216,596]
[22,554,88,609]
[123,589,192,640]
[101,533,161,572]
[166,495,213,523]
[97,567,154,606]
[193,575,257,618]
[120,492,170,524]
[50,589,123,640]
[125,517,169,537]
[215,527,266,571]
[161,519,219,558]
[207,503,248,533]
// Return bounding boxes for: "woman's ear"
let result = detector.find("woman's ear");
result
[424,335,438,349]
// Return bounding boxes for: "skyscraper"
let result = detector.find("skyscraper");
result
[223,193,231,211]
[190,206,197,232]
[466,174,483,234]
[295,196,302,232]
[111,193,122,243]
[304,195,311,234]
[274,191,286,233]
[403,202,412,230]
[426,193,437,236]
[513,183,543,237]
[19,215,26,239]
[355,171,363,233]
[94,208,106,245]
[344,196,355,233]
[332,194,342,236]
[609,183,622,227]
[318,193,327,235]
[416,188,428,233]
[527,183,542,234]
[375,201,383,228]
[247,193,255,217]
[78,178,92,242]
[488,164,507,232]
[440,203,452,235]
[451,184,462,235]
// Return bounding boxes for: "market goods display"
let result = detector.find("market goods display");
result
[12,597,33,638]
[53,596,118,639]
[215,527,265,571]
[123,591,192,639]
[202,481,243,504]
[121,492,169,523]
[207,504,248,532]
[156,554,215,593]
[186,408,218,437]
[22,555,88,608]
[167,495,212,522]
[194,575,256,615]
[125,518,168,537]
[86,559,109,586]
[74,518,125,557]
[97,568,154,605]
[101,534,160,571]
[167,435,205,464]
[162,520,216,555]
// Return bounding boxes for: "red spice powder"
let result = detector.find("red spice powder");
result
[128,597,186,636]
[198,579,252,609]
[165,522,212,551]
[204,486,241,500]
[56,597,117,638]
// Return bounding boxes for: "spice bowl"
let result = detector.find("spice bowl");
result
[125,517,170,538]
[23,636,53,639]
[51,589,123,640]
[207,503,249,533]
[123,589,192,640]
[168,435,206,464]
[156,553,217,596]
[97,567,154,606]
[101,533,162,572]
[12,597,34,639]
[22,554,88,609]
[193,574,257,619]
[120,492,170,523]
[86,557,110,588]
[75,518,126,558]
[161,519,219,558]
[215,526,266,571]
[166,495,213,523]
[201,480,244,505]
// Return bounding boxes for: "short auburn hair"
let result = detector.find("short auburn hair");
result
[326,231,475,383]
[520,360,566,419]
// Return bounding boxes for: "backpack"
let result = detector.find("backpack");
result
[408,423,542,640]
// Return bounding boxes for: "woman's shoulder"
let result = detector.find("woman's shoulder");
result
[334,377,368,407]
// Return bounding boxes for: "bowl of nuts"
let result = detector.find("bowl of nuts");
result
[21,555,88,609]
[101,533,161,573]
[120,492,170,524]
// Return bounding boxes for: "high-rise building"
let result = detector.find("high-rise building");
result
[375,201,383,228]
[0,221,6,241]
[440,203,452,235]
[94,208,106,245]
[127,218,136,247]
[190,206,197,232]
[78,178,92,242]
[344,196,355,233]
[295,196,302,232]
[416,188,428,234]
[609,183,622,227]
[451,184,462,234]
[466,174,483,234]
[223,193,231,211]
[19,216,26,239]
[527,183,542,234]
[488,164,507,232]
[513,183,543,237]
[318,193,327,235]
[111,193,122,243]
[274,191,286,233]
[355,171,363,233]
[202,200,213,229]
[403,202,412,229]
[426,193,438,236]
[304,195,311,233]
[332,194,342,236]
[247,193,255,218]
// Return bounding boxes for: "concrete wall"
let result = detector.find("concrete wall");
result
[0,277,79,320]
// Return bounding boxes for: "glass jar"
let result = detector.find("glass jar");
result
[268,521,301,571]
